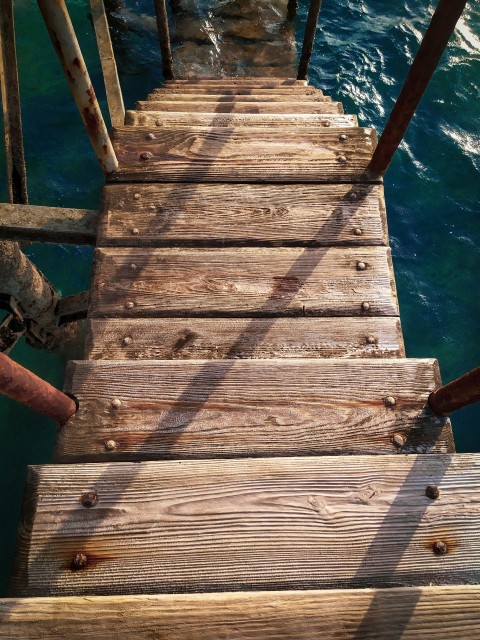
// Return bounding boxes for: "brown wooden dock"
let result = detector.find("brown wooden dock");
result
[3,76,480,638]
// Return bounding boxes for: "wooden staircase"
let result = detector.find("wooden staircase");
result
[3,77,480,638]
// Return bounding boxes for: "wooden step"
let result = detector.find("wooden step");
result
[147,87,324,96]
[55,358,451,462]
[165,78,309,86]
[98,183,387,247]
[125,111,358,128]
[90,247,397,318]
[142,94,332,103]
[11,453,471,596]
[135,101,344,114]
[3,586,480,638]
[110,126,376,183]
[86,317,405,360]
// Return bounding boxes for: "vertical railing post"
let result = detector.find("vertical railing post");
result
[287,0,298,21]
[0,0,28,204]
[153,0,174,80]
[369,0,467,176]
[297,0,323,80]
[37,0,118,174]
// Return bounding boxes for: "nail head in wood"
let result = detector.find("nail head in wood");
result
[426,485,440,500]
[366,335,377,345]
[80,491,98,508]
[392,433,405,448]
[361,301,371,312]
[104,439,117,451]
[131,228,140,235]
[385,396,397,408]
[71,553,88,570]
[125,301,135,310]
[139,152,153,161]
[146,133,156,140]
[130,263,137,271]
[353,227,363,236]
[337,155,347,163]
[134,193,141,200]
[110,398,122,409]
[433,540,448,556]
[122,336,132,346]
[339,134,348,141]
[357,261,367,271]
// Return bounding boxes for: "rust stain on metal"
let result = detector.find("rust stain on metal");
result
[86,85,96,105]
[82,107,101,136]
[72,56,81,69]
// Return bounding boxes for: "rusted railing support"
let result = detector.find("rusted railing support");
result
[0,0,28,204]
[369,0,467,176]
[153,0,174,80]
[297,0,323,80]
[429,366,480,417]
[37,0,118,174]
[287,0,298,21]
[0,352,76,423]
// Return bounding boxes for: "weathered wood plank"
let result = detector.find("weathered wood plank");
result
[54,358,452,462]
[86,317,405,360]
[98,183,387,247]
[110,127,376,183]
[0,203,97,245]
[3,586,480,639]
[90,247,398,318]
[12,453,474,596]
[165,78,309,86]
[142,94,332,103]
[148,87,325,96]
[135,101,344,114]
[124,110,357,128]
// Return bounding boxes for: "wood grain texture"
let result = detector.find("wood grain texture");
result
[135,101,344,114]
[54,358,452,462]
[124,110,357,128]
[86,317,405,360]
[165,78,309,86]
[148,87,325,96]
[3,586,480,639]
[90,247,398,318]
[98,183,387,247]
[11,453,475,596]
[145,92,329,102]
[110,126,376,183]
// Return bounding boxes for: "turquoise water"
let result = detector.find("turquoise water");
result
[0,0,479,595]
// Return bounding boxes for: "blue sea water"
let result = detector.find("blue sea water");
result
[0,0,478,594]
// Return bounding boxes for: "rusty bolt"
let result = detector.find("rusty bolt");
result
[134,193,141,200]
[361,301,371,312]
[125,301,135,310]
[321,120,331,127]
[337,155,347,163]
[139,151,153,161]
[349,192,359,201]
[432,540,448,556]
[357,261,367,271]
[366,335,377,345]
[392,433,405,448]
[426,485,440,500]
[81,491,98,508]
[339,134,348,141]
[104,439,117,451]
[146,133,156,140]
[122,336,132,346]
[353,227,363,236]
[385,396,397,408]
[131,227,140,235]
[71,553,88,570]
[111,398,122,409]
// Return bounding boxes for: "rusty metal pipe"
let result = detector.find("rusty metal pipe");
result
[287,0,298,21]
[369,0,467,176]
[153,0,174,80]
[0,352,76,423]
[297,0,323,80]
[429,366,480,416]
[37,0,118,174]
[0,0,28,203]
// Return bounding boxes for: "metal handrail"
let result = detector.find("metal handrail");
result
[153,0,174,80]
[429,366,480,417]
[297,0,323,80]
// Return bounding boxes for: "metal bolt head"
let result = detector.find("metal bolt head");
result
[337,155,347,163]
[131,227,140,235]
[426,485,440,500]
[339,134,348,141]
[133,192,141,200]
[81,491,98,508]
[349,191,359,201]
[357,261,367,271]
[148,204,156,211]
[71,553,88,570]
[130,263,137,271]
[146,133,156,140]
[125,301,135,310]
[433,540,448,556]
[321,120,331,127]
[122,336,132,346]
[361,301,371,312]
[104,439,117,451]
[366,335,377,345]
[139,151,153,160]
[110,398,121,409]
[385,396,397,408]
[353,227,363,236]
[392,433,405,448]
